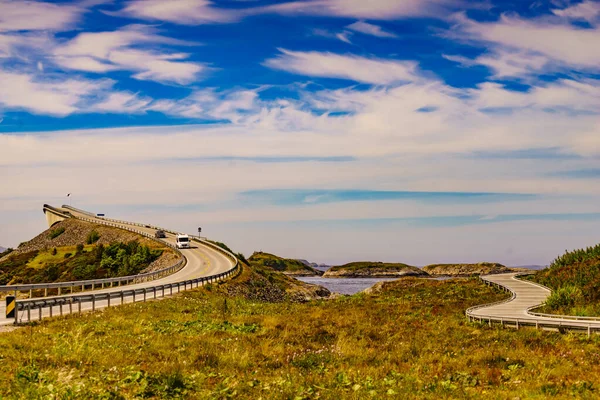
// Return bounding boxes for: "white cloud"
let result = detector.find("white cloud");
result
[53,25,205,84]
[119,0,237,24]
[264,49,421,84]
[335,32,353,44]
[449,13,600,74]
[0,0,82,32]
[259,0,471,20]
[346,21,398,38]
[553,1,600,25]
[92,91,152,113]
[0,69,112,115]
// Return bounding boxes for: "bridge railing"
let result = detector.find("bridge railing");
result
[62,205,180,236]
[8,205,240,323]
[1,211,186,298]
[465,273,600,335]
[14,263,240,324]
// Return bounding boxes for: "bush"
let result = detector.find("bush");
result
[0,248,13,257]
[49,227,65,239]
[51,248,57,256]
[545,285,584,309]
[76,244,84,254]
[64,253,72,259]
[86,230,100,244]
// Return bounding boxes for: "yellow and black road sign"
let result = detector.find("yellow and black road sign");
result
[6,296,15,319]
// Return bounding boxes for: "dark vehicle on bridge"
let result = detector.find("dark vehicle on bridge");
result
[155,230,166,238]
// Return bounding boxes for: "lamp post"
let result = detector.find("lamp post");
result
[198,227,201,239]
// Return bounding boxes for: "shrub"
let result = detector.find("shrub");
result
[49,227,65,239]
[86,230,100,244]
[64,253,72,259]
[545,285,584,309]
[76,244,84,254]
[0,248,13,257]
[51,248,57,256]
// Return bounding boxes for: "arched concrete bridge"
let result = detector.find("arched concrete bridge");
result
[43,204,71,227]
[1,204,238,325]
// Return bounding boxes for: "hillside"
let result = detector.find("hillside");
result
[422,262,519,277]
[211,254,330,302]
[0,219,178,287]
[323,261,428,278]
[530,243,600,316]
[248,252,322,276]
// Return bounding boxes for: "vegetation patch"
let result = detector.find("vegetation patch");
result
[86,230,100,245]
[0,241,162,286]
[248,252,322,276]
[48,227,65,240]
[530,242,600,316]
[1,278,599,398]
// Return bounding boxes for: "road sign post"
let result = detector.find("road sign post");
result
[6,295,15,320]
[198,227,202,238]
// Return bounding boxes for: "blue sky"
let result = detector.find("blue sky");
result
[1,0,599,265]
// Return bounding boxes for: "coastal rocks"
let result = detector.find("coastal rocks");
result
[422,262,514,277]
[323,262,428,278]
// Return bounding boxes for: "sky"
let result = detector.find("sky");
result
[1,0,599,266]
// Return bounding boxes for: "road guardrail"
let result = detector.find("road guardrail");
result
[9,205,240,324]
[1,211,186,298]
[466,273,600,336]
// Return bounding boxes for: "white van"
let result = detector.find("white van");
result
[176,234,190,249]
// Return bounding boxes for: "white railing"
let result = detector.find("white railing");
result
[465,273,600,335]
[9,205,240,324]
[2,212,186,298]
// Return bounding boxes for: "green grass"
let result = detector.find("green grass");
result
[25,245,94,270]
[1,277,598,398]
[530,242,600,316]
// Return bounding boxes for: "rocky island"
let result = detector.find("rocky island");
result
[422,262,523,277]
[323,261,428,278]
[248,252,323,276]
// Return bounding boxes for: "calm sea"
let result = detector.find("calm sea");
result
[297,276,458,295]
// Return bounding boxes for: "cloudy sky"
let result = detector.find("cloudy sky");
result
[1,0,599,266]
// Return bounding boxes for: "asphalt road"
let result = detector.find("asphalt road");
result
[0,207,235,325]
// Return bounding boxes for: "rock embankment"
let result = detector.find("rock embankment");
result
[422,262,516,276]
[323,262,428,278]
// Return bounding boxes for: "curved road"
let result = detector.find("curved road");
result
[468,273,600,332]
[1,206,236,325]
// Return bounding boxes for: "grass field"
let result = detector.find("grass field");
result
[25,245,95,270]
[0,276,598,399]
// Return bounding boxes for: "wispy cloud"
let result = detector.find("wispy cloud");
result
[0,0,84,32]
[552,1,600,25]
[447,12,600,76]
[346,21,398,38]
[0,69,113,116]
[258,0,475,20]
[264,49,421,84]
[53,25,205,84]
[240,189,537,206]
[117,0,238,25]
